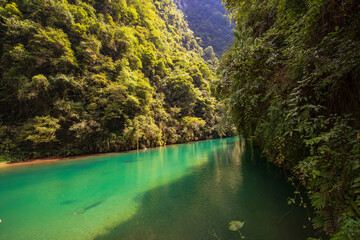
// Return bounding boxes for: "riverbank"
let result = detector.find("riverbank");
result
[0,153,116,169]
[0,137,236,169]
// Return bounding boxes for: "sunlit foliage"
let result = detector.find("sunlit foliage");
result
[0,0,235,162]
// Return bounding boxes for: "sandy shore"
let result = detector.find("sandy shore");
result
[0,152,119,169]
[0,157,64,169]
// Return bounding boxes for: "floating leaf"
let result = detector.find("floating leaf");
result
[229,221,245,231]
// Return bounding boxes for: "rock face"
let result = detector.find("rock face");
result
[173,0,233,56]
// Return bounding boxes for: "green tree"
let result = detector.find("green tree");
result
[181,116,206,142]
[21,116,60,147]
[165,73,196,116]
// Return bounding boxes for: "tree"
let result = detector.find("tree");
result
[165,73,197,116]
[181,116,206,141]
[21,116,60,147]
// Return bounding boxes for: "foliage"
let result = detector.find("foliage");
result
[331,218,360,240]
[229,220,245,239]
[21,116,60,147]
[0,0,236,162]
[174,0,233,57]
[181,116,206,142]
[228,221,244,231]
[219,0,360,238]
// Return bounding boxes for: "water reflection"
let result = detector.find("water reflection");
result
[0,138,314,240]
[0,138,234,239]
[95,139,314,240]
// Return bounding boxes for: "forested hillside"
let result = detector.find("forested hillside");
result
[218,0,360,239]
[0,0,235,162]
[174,0,233,57]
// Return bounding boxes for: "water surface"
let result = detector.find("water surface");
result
[0,137,313,239]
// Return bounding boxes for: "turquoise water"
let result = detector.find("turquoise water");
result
[0,137,314,239]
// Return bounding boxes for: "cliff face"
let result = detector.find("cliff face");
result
[173,0,233,56]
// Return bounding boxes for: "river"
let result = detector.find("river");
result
[0,137,314,239]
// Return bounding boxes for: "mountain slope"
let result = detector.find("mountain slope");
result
[0,0,235,162]
[174,0,233,57]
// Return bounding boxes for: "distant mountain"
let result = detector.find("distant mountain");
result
[175,0,233,56]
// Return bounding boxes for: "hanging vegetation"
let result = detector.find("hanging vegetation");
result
[218,0,360,238]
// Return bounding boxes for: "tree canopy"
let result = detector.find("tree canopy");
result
[0,0,236,162]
